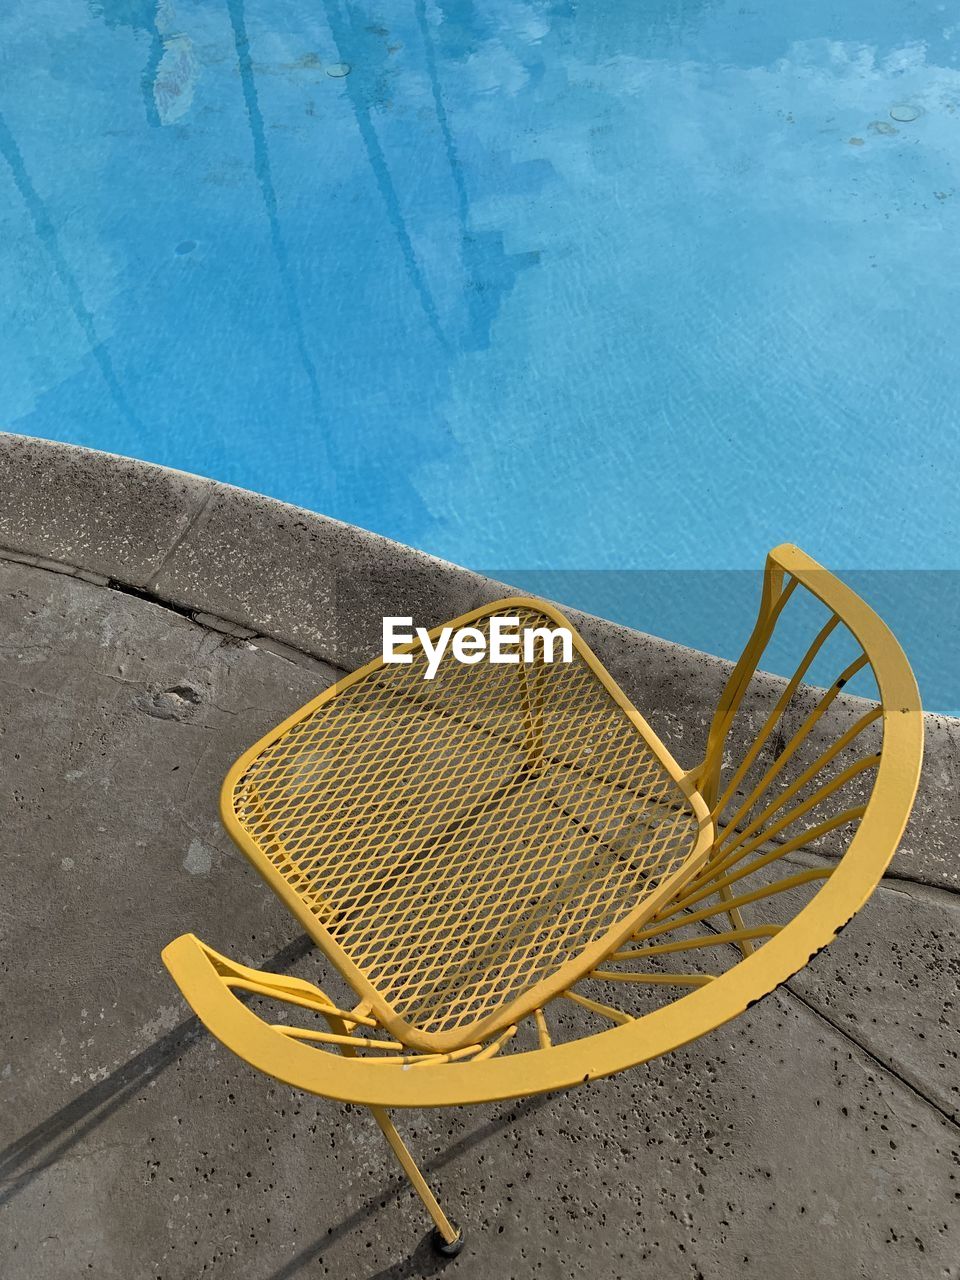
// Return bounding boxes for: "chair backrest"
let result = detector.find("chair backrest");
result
[656,542,924,967]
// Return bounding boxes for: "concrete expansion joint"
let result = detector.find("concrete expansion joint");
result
[144,484,218,594]
[0,547,342,677]
[873,868,960,903]
[698,898,960,1132]
[754,836,960,903]
[782,983,960,1133]
[247,634,345,675]
[0,546,80,576]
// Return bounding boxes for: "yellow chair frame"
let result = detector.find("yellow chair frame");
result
[163,544,923,1255]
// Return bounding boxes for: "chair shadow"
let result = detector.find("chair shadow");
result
[0,932,315,1208]
[260,1092,555,1280]
[1,930,555,1276]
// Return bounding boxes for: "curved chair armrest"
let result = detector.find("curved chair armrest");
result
[165,934,343,1010]
[162,933,399,1102]
[162,933,644,1107]
[160,931,816,1110]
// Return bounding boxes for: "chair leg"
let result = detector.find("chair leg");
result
[322,1006,464,1253]
[367,1106,464,1254]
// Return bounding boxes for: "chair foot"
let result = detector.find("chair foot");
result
[431,1222,465,1257]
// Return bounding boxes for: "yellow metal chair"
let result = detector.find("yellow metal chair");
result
[163,544,922,1255]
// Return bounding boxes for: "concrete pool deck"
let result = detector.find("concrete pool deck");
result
[0,433,957,1279]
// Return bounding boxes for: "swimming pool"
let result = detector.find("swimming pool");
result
[1,2,957,710]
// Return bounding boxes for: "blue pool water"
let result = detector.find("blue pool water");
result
[1,2,958,709]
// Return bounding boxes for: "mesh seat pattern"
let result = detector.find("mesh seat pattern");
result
[229,607,701,1041]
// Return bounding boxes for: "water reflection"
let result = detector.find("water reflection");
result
[0,102,143,432]
[321,0,449,351]
[418,0,541,351]
[91,0,165,126]
[226,0,331,483]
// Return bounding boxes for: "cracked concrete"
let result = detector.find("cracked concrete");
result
[1,436,958,1278]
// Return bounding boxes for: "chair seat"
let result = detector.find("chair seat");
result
[222,600,711,1052]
